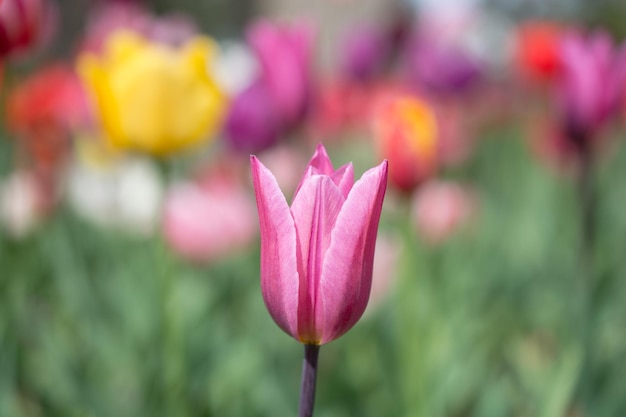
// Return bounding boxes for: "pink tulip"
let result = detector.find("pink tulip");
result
[251,144,388,345]
[163,174,257,263]
[556,31,626,144]
[247,19,314,127]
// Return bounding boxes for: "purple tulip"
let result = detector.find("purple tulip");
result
[339,25,390,82]
[404,36,482,94]
[250,144,388,345]
[224,80,282,153]
[556,31,626,144]
[247,19,314,127]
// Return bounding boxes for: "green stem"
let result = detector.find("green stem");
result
[159,240,185,416]
[575,147,595,411]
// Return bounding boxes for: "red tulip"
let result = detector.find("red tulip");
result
[250,144,388,345]
[515,21,565,83]
[0,0,48,58]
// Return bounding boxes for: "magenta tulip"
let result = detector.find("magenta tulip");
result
[0,0,48,58]
[247,19,314,127]
[250,144,388,345]
[556,31,626,145]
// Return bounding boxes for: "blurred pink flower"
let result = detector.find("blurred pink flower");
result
[434,101,475,167]
[225,20,315,153]
[247,19,315,127]
[251,144,388,345]
[339,24,390,82]
[0,0,51,58]
[224,80,282,153]
[411,180,477,245]
[556,31,626,146]
[163,171,257,263]
[308,79,374,139]
[0,170,47,238]
[403,34,483,95]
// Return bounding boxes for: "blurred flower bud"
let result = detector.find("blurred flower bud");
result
[411,180,477,245]
[247,19,315,127]
[515,21,565,84]
[373,94,438,192]
[403,36,482,95]
[0,0,50,58]
[339,25,390,82]
[163,172,257,262]
[556,30,626,148]
[224,80,282,154]
[5,64,87,199]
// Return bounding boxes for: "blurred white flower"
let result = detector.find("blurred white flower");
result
[0,171,45,238]
[65,157,163,235]
[212,41,258,96]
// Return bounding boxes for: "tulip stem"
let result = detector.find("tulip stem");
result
[574,145,595,410]
[298,344,320,417]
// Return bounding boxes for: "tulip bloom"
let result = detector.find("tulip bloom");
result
[0,0,47,58]
[373,94,438,192]
[247,19,314,127]
[224,80,282,153]
[251,144,388,345]
[339,25,390,82]
[78,30,225,156]
[556,31,626,145]
[515,21,565,83]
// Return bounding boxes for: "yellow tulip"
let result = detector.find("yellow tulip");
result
[78,30,225,156]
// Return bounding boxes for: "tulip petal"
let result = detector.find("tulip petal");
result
[319,160,388,344]
[293,144,334,199]
[331,163,354,198]
[290,175,344,343]
[77,55,125,148]
[250,156,300,338]
[308,143,335,174]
